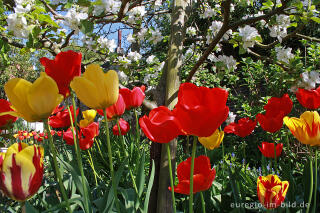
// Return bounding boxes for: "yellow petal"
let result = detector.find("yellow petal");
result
[198,129,224,150]
[82,109,97,122]
[70,76,100,109]
[300,111,320,128]
[83,64,108,104]
[4,78,37,122]
[101,70,119,108]
[27,73,63,120]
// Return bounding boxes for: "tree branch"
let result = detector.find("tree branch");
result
[294,33,320,43]
[0,36,25,48]
[185,0,232,82]
[246,48,289,72]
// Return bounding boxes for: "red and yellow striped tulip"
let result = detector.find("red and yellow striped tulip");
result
[0,143,44,201]
[283,111,320,146]
[257,174,289,209]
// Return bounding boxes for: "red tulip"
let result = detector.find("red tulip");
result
[139,106,183,143]
[49,105,79,129]
[224,117,257,137]
[120,86,146,110]
[113,118,130,135]
[264,94,292,116]
[40,50,82,97]
[0,99,18,129]
[174,83,229,137]
[97,94,126,119]
[296,87,320,109]
[168,155,216,195]
[63,122,99,150]
[256,111,285,133]
[258,142,283,158]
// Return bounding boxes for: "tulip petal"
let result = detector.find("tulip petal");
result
[4,78,37,122]
[103,70,119,108]
[27,73,63,120]
[83,64,108,104]
[71,76,100,109]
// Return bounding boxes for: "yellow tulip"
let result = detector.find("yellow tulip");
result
[70,64,119,109]
[283,111,320,146]
[198,129,224,150]
[4,72,63,122]
[0,143,44,201]
[79,109,97,128]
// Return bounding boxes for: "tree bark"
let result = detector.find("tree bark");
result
[156,0,189,212]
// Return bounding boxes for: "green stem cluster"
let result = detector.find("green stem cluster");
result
[104,110,121,212]
[166,143,176,213]
[69,94,91,212]
[44,121,72,213]
[189,136,197,213]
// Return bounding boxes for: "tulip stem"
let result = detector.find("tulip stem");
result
[134,108,140,144]
[306,151,314,213]
[166,143,176,213]
[69,96,91,213]
[189,136,197,213]
[43,121,72,213]
[116,119,138,195]
[20,201,26,213]
[104,110,121,213]
[312,148,318,213]
[200,192,206,213]
[274,143,277,174]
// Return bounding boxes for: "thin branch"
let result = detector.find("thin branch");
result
[40,0,63,19]
[247,48,289,72]
[229,0,290,30]
[61,30,75,48]
[0,36,24,48]
[185,0,232,82]
[295,33,320,43]
[256,24,304,49]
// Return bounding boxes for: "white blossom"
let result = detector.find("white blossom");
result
[82,36,95,50]
[118,71,128,82]
[269,25,287,43]
[275,47,294,64]
[127,34,135,43]
[276,15,291,28]
[300,71,320,89]
[127,51,142,61]
[226,112,236,125]
[98,37,117,52]
[93,0,121,15]
[146,55,159,64]
[149,29,163,44]
[7,13,30,38]
[117,56,131,68]
[137,28,148,41]
[14,4,31,13]
[63,8,88,33]
[214,55,237,70]
[238,25,260,49]
[127,6,146,24]
[154,0,162,9]
[186,27,197,36]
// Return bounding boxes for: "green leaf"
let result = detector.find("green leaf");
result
[25,202,39,213]
[38,14,59,28]
[143,160,155,213]
[80,20,94,35]
[311,17,320,23]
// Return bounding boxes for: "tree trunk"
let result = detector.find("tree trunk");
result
[156,0,189,212]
